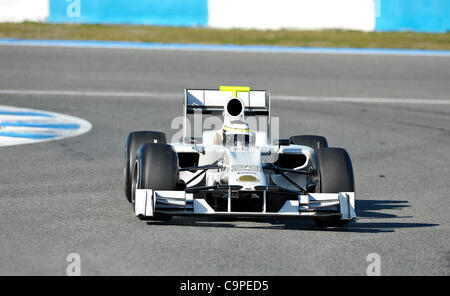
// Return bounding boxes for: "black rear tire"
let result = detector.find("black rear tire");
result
[134,143,179,221]
[313,148,354,227]
[124,131,166,203]
[290,135,328,150]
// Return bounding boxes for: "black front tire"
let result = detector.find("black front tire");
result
[133,143,179,221]
[313,148,354,227]
[124,131,166,203]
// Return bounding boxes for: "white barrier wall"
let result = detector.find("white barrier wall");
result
[0,0,48,22]
[208,0,376,31]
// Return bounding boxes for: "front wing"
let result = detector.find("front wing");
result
[135,188,356,221]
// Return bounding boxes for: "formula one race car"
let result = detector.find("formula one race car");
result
[124,86,356,227]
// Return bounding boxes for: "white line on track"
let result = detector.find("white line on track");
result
[275,95,450,105]
[1,89,450,105]
[0,89,178,98]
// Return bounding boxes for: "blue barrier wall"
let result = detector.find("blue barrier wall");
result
[376,0,450,33]
[48,0,208,27]
[45,0,449,33]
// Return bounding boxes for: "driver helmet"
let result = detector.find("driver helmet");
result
[222,120,251,147]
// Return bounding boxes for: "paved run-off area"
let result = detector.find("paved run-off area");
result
[0,45,449,275]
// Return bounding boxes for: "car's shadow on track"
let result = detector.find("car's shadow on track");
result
[147,200,439,233]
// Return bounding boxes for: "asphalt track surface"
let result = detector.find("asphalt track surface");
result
[0,45,449,275]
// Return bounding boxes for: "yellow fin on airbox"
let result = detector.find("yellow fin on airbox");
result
[220,86,250,97]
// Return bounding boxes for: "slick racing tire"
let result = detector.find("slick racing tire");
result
[125,131,166,203]
[133,143,179,221]
[290,135,328,150]
[313,148,354,227]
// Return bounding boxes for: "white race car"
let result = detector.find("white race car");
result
[124,86,356,227]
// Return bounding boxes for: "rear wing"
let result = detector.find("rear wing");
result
[182,88,271,142]
[184,88,270,116]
